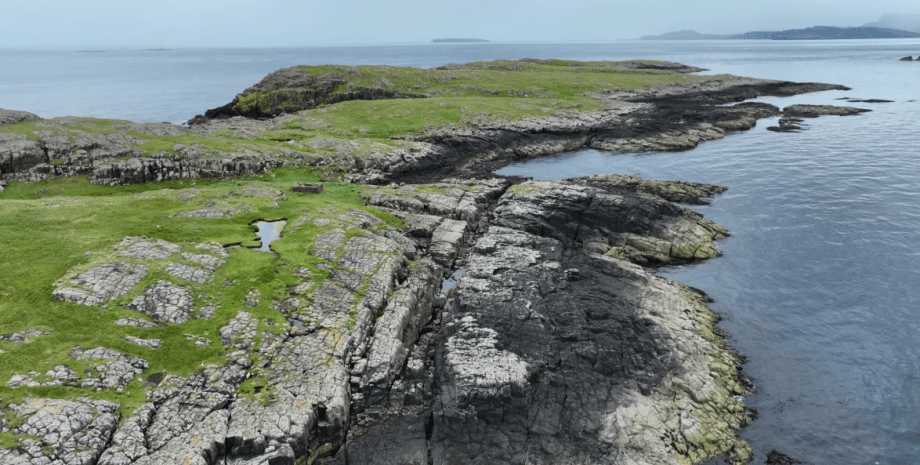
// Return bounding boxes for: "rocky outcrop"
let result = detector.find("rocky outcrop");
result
[194,66,427,121]
[332,179,750,465]
[0,176,753,465]
[0,108,41,125]
[900,56,914,61]
[493,181,728,264]
[766,104,870,132]
[568,173,727,205]
[782,104,870,117]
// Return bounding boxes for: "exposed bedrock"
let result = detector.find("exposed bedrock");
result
[0,108,41,126]
[332,178,751,465]
[493,181,728,265]
[1,180,746,464]
[385,82,846,183]
[196,66,427,121]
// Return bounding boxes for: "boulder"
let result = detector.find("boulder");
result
[900,56,914,61]
[0,109,41,125]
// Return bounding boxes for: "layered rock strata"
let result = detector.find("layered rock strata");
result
[0,176,752,465]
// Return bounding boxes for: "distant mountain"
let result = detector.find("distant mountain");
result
[863,13,920,33]
[432,38,490,43]
[641,26,920,40]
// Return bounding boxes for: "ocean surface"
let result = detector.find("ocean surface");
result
[4,40,920,463]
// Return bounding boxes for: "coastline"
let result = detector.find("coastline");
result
[0,61,862,464]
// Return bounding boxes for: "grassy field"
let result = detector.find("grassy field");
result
[0,168,403,440]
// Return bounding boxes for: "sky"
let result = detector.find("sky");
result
[2,0,920,49]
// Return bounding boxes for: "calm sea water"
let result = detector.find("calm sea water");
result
[4,40,920,463]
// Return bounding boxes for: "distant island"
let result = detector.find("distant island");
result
[432,38,490,43]
[641,25,920,40]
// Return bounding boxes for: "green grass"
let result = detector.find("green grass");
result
[0,168,399,428]
[0,59,713,169]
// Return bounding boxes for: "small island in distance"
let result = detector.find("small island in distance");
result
[432,38,490,43]
[642,25,920,40]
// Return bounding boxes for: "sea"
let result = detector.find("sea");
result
[3,40,920,464]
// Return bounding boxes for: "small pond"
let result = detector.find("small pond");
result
[253,220,287,252]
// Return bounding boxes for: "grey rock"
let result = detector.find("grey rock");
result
[118,237,182,260]
[7,398,120,465]
[900,56,913,61]
[182,252,226,268]
[493,181,727,264]
[0,109,41,125]
[128,281,193,324]
[0,329,50,344]
[122,336,162,349]
[568,173,727,205]
[114,318,158,328]
[165,262,213,283]
[220,312,258,349]
[292,181,323,193]
[53,263,147,306]
[70,346,149,391]
[177,206,241,218]
[96,404,156,465]
[0,134,46,174]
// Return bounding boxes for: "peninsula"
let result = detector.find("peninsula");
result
[432,38,489,43]
[0,59,867,465]
[641,25,920,40]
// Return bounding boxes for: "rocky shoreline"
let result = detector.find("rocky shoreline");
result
[0,75,861,188]
[0,63,864,464]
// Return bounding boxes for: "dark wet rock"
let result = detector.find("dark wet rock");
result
[844,98,894,103]
[0,175,756,465]
[765,449,806,464]
[900,56,914,61]
[767,116,805,132]
[782,104,871,117]
[492,181,728,265]
[568,173,727,205]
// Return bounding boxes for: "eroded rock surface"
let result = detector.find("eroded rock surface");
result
[53,263,148,306]
[2,178,751,465]
[494,181,728,264]
[569,173,728,205]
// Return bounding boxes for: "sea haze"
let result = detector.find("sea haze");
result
[4,39,920,463]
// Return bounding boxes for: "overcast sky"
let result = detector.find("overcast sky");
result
[3,0,919,49]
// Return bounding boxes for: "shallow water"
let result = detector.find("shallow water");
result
[497,48,920,462]
[254,220,286,252]
[5,40,920,463]
[440,269,466,295]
